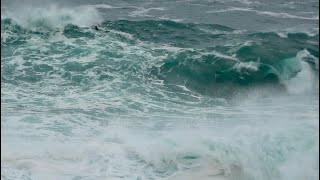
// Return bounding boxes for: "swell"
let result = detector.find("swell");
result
[1,18,319,96]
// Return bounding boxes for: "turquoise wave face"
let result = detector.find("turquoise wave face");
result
[1,18,319,97]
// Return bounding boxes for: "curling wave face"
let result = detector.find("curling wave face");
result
[2,18,319,93]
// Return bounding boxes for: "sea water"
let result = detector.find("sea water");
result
[1,0,319,179]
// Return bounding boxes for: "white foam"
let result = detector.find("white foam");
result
[257,11,319,20]
[276,32,288,38]
[3,5,103,30]
[232,60,259,72]
[158,16,185,22]
[206,7,253,13]
[90,4,121,9]
[129,7,166,17]
[2,94,318,180]
[285,50,319,94]
[210,51,239,61]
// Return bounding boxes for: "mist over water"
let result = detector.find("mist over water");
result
[1,0,319,179]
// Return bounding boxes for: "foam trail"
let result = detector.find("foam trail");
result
[207,8,319,20]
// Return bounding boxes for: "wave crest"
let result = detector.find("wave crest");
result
[1,5,103,30]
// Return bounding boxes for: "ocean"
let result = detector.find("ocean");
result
[1,0,319,179]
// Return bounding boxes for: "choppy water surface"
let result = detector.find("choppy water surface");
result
[1,0,319,179]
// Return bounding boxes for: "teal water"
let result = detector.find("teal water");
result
[1,1,319,180]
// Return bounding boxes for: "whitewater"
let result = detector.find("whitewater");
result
[1,0,319,179]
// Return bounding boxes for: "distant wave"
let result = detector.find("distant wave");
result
[207,8,319,20]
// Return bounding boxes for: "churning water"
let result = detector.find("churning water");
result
[1,0,319,179]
